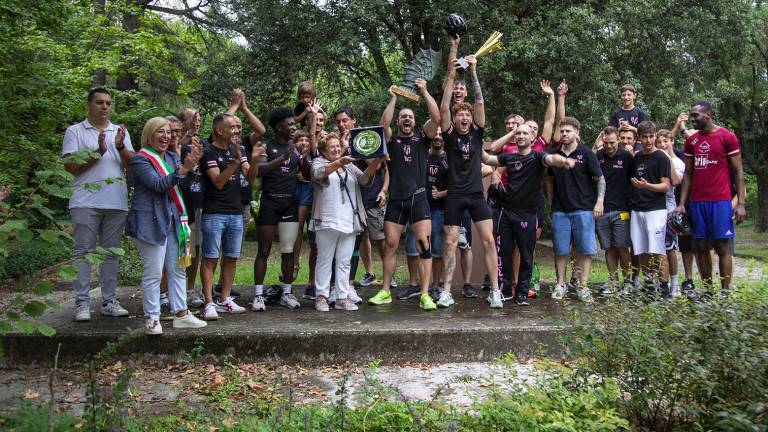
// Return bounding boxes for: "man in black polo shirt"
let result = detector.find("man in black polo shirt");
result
[368,79,440,310]
[595,126,634,295]
[547,117,605,303]
[486,124,574,305]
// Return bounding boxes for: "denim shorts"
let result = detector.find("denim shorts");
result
[552,210,596,256]
[201,213,244,259]
[405,209,445,257]
[296,182,314,207]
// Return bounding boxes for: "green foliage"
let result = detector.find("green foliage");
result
[117,237,143,286]
[0,238,70,279]
[563,284,768,431]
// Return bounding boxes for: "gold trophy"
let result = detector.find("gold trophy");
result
[389,48,441,102]
[457,31,503,68]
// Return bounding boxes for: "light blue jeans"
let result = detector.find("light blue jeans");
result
[134,232,187,318]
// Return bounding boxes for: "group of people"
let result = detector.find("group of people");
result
[63,35,746,334]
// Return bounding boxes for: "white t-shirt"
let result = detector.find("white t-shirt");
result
[666,156,685,213]
[316,169,356,234]
[61,120,133,210]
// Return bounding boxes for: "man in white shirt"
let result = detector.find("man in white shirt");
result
[62,88,135,322]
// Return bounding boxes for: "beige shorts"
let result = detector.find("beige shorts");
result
[365,207,385,241]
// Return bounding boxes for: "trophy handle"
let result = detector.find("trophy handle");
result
[390,85,421,102]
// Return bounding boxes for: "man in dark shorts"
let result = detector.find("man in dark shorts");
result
[368,79,440,310]
[438,35,503,308]
[595,126,634,295]
[677,101,746,297]
[251,108,301,311]
[486,124,574,305]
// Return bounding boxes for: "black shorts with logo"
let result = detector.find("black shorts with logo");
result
[384,188,431,225]
[445,192,492,226]
[258,194,298,225]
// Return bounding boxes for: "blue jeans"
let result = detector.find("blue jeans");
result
[405,209,445,257]
[201,213,244,259]
[552,210,596,256]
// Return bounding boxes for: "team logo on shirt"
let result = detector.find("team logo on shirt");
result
[699,142,711,153]
[520,221,528,228]
[514,161,522,171]
[617,160,623,166]
[429,165,438,176]
[631,116,638,124]
[636,163,646,178]
[403,143,412,163]
[461,141,471,160]
[694,141,717,169]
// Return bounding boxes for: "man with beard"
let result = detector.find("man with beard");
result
[367,79,440,310]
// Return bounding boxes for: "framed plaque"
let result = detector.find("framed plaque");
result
[349,126,387,159]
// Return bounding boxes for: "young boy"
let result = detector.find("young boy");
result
[293,81,316,128]
[630,121,671,299]
[655,129,685,296]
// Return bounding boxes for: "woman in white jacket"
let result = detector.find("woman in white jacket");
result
[310,132,384,311]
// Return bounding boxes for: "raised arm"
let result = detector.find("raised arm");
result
[466,55,485,128]
[553,80,568,145]
[481,150,500,166]
[540,80,556,143]
[489,129,515,153]
[380,88,398,143]
[226,89,242,115]
[240,91,266,140]
[415,78,440,138]
[440,36,460,132]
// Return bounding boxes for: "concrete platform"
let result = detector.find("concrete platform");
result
[3,285,571,366]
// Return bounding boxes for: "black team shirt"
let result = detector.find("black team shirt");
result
[261,140,299,196]
[630,149,670,211]
[426,152,448,210]
[497,150,548,212]
[609,107,648,129]
[597,147,634,212]
[387,132,430,200]
[549,143,603,212]
[441,122,484,194]
[200,144,244,215]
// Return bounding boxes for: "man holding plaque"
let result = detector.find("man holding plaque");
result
[439,35,504,309]
[367,79,441,311]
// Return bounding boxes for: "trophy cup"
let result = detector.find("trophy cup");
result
[349,126,387,159]
[456,31,504,69]
[389,48,441,102]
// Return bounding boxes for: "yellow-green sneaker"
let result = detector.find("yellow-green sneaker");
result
[419,293,437,311]
[368,289,392,305]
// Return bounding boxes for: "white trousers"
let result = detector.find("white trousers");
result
[314,228,356,300]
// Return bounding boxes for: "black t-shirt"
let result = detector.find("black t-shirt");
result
[200,144,244,215]
[180,142,205,220]
[609,106,648,128]
[497,151,547,211]
[549,143,603,212]
[630,149,670,211]
[426,152,449,210]
[260,140,299,196]
[597,147,634,212]
[293,102,308,128]
[239,134,253,205]
[387,132,430,200]
[354,159,385,210]
[442,122,484,194]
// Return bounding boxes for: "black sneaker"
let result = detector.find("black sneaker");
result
[358,272,376,287]
[397,285,421,300]
[515,294,530,306]
[428,286,441,302]
[659,282,672,301]
[303,284,316,300]
[462,283,478,298]
[681,279,695,292]
[264,285,283,305]
[214,284,241,299]
[481,275,491,291]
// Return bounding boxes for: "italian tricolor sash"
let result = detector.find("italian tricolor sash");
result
[138,148,192,268]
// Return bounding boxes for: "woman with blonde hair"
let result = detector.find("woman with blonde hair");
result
[310,133,384,311]
[126,117,206,334]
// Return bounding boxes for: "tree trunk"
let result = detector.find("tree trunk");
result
[116,1,140,96]
[755,173,768,232]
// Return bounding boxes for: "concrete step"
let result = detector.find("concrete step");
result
[3,285,572,366]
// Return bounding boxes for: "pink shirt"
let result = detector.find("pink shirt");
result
[683,128,740,202]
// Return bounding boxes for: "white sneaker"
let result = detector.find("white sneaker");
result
[315,295,330,312]
[251,295,266,312]
[348,287,363,304]
[215,297,246,314]
[145,316,162,335]
[101,299,129,317]
[280,293,301,309]
[552,283,568,300]
[599,280,617,296]
[437,291,455,308]
[390,276,398,288]
[577,287,594,303]
[488,289,503,309]
[202,303,219,321]
[173,313,208,329]
[334,298,359,311]
[74,304,91,322]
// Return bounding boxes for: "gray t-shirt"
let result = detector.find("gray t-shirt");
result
[61,120,133,210]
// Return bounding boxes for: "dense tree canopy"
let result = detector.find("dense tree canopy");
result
[1,0,767,228]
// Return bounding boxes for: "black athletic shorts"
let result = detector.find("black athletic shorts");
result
[384,188,431,225]
[445,192,492,226]
[257,194,298,225]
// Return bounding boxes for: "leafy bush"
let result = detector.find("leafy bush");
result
[117,238,142,286]
[563,284,768,431]
[0,237,71,279]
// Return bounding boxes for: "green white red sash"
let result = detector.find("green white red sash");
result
[138,148,192,267]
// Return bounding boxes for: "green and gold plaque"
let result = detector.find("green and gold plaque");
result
[350,126,387,159]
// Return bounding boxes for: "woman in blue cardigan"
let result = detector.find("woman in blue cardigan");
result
[126,117,207,334]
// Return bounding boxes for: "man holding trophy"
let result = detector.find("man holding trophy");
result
[368,58,442,310]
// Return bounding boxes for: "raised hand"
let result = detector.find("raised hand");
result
[183,139,203,171]
[251,141,266,160]
[229,88,243,111]
[414,78,427,91]
[115,124,127,149]
[557,80,569,96]
[540,80,554,96]
[465,54,477,72]
[97,129,108,155]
